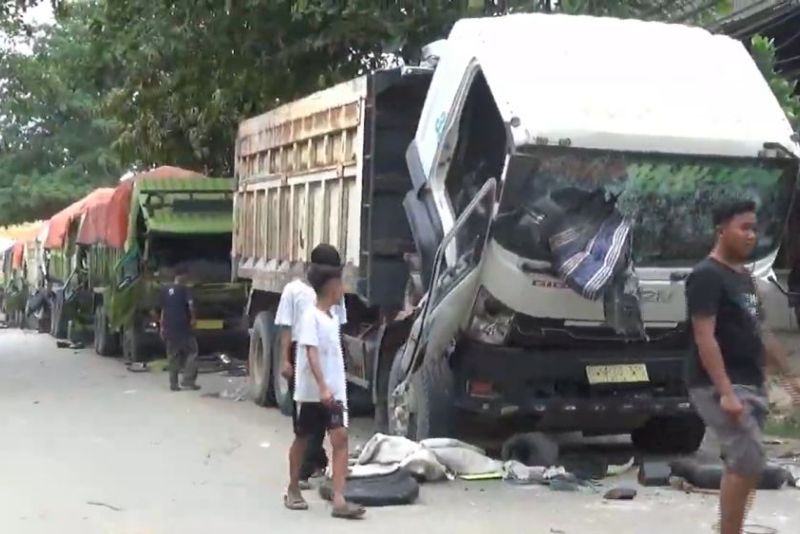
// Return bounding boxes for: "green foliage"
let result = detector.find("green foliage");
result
[751,34,800,130]
[0,1,124,225]
[0,0,790,228]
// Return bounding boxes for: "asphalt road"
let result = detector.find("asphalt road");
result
[1,329,799,534]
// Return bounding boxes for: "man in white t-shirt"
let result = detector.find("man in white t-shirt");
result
[283,263,364,519]
[275,244,346,489]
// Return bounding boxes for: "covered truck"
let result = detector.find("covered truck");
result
[45,189,115,339]
[234,14,799,453]
[78,167,248,361]
[1,224,45,328]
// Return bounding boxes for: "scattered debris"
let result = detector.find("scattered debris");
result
[55,340,70,349]
[126,362,149,373]
[669,476,718,495]
[259,442,271,449]
[503,460,547,485]
[501,432,559,467]
[606,457,635,477]
[86,501,123,512]
[603,487,637,500]
[638,461,672,487]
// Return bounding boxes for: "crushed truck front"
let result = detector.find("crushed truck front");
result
[395,14,799,450]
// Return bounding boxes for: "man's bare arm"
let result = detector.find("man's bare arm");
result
[692,315,735,396]
[305,345,331,402]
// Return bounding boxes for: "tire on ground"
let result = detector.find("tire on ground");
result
[631,414,706,454]
[249,311,276,407]
[318,469,419,506]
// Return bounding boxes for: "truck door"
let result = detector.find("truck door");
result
[402,178,496,377]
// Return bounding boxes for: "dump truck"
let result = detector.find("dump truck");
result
[77,168,248,361]
[1,225,44,328]
[45,189,115,340]
[234,13,799,452]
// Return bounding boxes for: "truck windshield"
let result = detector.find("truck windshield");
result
[494,148,797,267]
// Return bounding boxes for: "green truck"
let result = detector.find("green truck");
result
[66,170,248,361]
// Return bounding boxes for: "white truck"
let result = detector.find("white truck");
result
[234,13,799,453]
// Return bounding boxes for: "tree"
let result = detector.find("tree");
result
[0,1,123,225]
[750,34,800,130]
[94,0,732,178]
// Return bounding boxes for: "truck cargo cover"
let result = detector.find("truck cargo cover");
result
[45,188,114,249]
[135,177,233,236]
[76,166,204,248]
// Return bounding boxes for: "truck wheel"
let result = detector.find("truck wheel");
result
[249,311,276,407]
[51,296,66,338]
[94,305,118,356]
[631,414,705,454]
[122,323,144,363]
[385,346,409,435]
[406,351,455,441]
[272,330,293,416]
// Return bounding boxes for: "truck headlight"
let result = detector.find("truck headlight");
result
[468,288,513,345]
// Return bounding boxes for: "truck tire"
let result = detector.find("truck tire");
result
[407,351,455,441]
[51,294,66,339]
[272,331,293,416]
[94,305,118,357]
[122,323,145,363]
[384,346,407,435]
[249,311,276,407]
[631,414,705,454]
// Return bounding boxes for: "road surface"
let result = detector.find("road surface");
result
[1,329,798,534]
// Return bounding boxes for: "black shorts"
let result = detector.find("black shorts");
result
[293,401,348,437]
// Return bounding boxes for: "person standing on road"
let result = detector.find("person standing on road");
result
[284,262,364,519]
[275,244,347,490]
[686,200,800,534]
[160,265,200,392]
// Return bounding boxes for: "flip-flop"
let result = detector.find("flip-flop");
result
[298,480,312,490]
[331,501,366,520]
[283,493,308,511]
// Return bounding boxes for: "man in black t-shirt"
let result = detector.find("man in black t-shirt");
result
[686,200,800,534]
[160,266,200,392]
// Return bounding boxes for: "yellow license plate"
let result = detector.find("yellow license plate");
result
[586,364,649,385]
[195,319,224,330]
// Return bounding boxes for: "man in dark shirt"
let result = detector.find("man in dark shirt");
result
[160,266,200,392]
[686,200,800,534]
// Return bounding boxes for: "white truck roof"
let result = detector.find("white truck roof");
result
[417,14,797,163]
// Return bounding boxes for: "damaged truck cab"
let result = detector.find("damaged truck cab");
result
[390,15,799,451]
[236,14,798,454]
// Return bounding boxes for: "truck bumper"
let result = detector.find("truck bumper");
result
[451,338,695,433]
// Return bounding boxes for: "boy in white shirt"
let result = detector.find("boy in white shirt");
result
[275,244,347,489]
[283,263,364,519]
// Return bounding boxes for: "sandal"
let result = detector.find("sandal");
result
[331,501,366,519]
[283,493,309,511]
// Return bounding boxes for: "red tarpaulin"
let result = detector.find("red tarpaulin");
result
[71,166,203,249]
[44,188,115,250]
[10,226,42,269]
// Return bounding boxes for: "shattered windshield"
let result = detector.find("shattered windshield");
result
[494,148,797,267]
